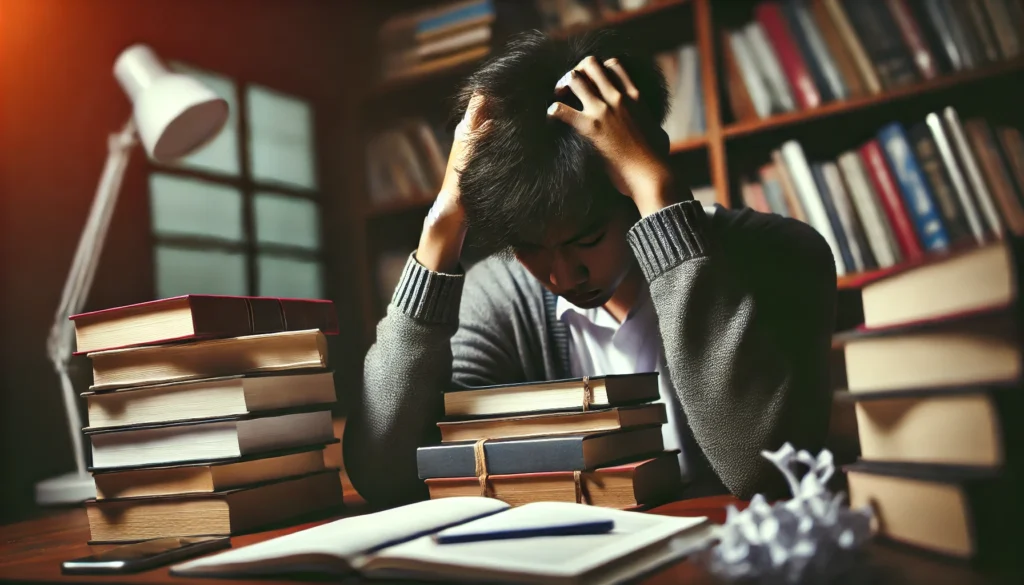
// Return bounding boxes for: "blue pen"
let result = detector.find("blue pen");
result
[432,518,614,545]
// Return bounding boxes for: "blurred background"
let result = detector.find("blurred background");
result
[1,0,1022,522]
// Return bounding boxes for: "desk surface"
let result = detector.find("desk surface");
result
[0,496,1009,584]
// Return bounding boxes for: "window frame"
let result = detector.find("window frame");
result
[147,67,324,298]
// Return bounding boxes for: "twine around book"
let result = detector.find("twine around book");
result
[471,439,591,505]
[581,376,593,411]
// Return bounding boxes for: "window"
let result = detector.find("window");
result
[148,64,324,300]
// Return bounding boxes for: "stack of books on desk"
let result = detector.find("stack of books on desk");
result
[419,373,683,509]
[837,241,1024,566]
[71,295,345,543]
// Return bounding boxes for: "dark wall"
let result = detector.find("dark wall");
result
[0,0,370,522]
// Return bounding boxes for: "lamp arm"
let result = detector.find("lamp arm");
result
[45,118,137,475]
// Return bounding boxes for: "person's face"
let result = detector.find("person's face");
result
[513,202,636,308]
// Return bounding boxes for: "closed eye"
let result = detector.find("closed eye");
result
[576,231,606,248]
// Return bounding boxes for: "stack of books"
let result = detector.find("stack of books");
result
[740,107,1024,277]
[72,295,345,543]
[377,0,495,82]
[724,0,1023,119]
[418,373,683,509]
[837,240,1023,565]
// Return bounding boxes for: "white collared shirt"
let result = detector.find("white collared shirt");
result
[556,288,690,480]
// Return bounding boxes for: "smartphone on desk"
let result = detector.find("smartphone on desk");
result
[62,536,230,574]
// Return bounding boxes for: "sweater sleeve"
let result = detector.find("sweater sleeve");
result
[629,200,837,499]
[343,255,525,507]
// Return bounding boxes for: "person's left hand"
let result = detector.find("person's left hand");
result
[547,56,674,207]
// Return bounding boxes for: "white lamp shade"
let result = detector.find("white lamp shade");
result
[113,44,229,162]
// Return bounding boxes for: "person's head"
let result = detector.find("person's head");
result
[454,30,669,308]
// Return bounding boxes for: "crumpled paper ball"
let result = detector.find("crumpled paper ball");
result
[704,443,874,584]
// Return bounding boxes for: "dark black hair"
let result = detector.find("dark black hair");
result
[453,29,669,254]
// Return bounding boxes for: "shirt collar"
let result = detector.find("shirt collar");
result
[555,281,653,329]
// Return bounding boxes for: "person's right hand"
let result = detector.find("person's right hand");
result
[416,94,488,273]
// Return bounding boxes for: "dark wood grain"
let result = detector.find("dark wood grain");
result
[0,496,1011,584]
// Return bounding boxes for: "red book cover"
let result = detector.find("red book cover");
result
[884,0,938,80]
[71,295,339,354]
[754,1,821,110]
[859,140,925,262]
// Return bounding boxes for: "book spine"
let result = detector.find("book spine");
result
[997,127,1024,196]
[884,0,940,79]
[920,0,966,71]
[944,0,983,68]
[759,165,793,217]
[811,163,857,270]
[838,151,901,268]
[925,112,987,243]
[944,107,1005,238]
[908,123,972,244]
[809,0,866,98]
[877,123,951,252]
[823,160,877,270]
[742,181,773,213]
[416,437,586,478]
[790,0,848,100]
[781,0,837,102]
[983,0,1021,59]
[691,47,706,135]
[755,2,822,109]
[823,0,883,94]
[859,140,925,261]
[745,22,798,111]
[416,0,493,36]
[964,119,1024,235]
[963,0,1002,62]
[772,150,810,222]
[729,31,773,118]
[841,0,919,89]
[781,141,847,274]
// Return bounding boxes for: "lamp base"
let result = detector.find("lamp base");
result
[35,471,96,505]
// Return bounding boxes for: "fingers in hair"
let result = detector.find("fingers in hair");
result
[603,58,640,102]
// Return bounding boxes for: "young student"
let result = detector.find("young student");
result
[345,31,837,506]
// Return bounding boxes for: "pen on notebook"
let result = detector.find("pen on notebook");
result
[432,519,614,544]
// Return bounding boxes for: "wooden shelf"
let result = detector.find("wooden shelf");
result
[365,195,436,219]
[723,58,1024,140]
[549,0,692,40]
[670,135,708,153]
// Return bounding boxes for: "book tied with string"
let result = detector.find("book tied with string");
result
[418,373,684,509]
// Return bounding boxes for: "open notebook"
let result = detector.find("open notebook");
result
[172,497,714,584]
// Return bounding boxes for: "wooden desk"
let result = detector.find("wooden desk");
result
[0,497,1012,584]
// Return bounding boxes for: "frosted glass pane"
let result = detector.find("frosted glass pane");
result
[166,63,240,176]
[258,255,324,299]
[246,85,317,189]
[149,173,244,241]
[155,246,247,298]
[253,192,320,249]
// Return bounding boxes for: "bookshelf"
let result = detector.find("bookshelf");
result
[350,0,1024,341]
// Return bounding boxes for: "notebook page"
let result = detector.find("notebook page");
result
[363,502,707,580]
[172,497,508,576]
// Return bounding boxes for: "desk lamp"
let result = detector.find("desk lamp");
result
[35,44,229,504]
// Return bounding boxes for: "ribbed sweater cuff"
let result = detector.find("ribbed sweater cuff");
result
[391,253,464,324]
[628,200,711,281]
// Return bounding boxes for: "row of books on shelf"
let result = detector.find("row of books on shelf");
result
[366,118,451,205]
[68,295,344,542]
[725,0,1024,121]
[656,43,707,142]
[740,106,1024,277]
[535,0,660,32]
[836,234,1024,565]
[377,0,495,81]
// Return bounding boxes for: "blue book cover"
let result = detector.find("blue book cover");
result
[878,122,951,251]
[781,0,834,102]
[811,163,854,270]
[417,0,494,35]
[692,54,706,135]
[761,177,790,217]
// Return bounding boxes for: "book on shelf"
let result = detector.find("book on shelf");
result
[87,409,337,470]
[366,119,448,206]
[86,470,343,543]
[740,107,1024,281]
[169,497,714,583]
[377,0,494,80]
[92,443,334,500]
[83,372,337,429]
[88,329,329,390]
[656,43,704,140]
[70,295,337,354]
[726,0,1022,121]
[426,453,683,509]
